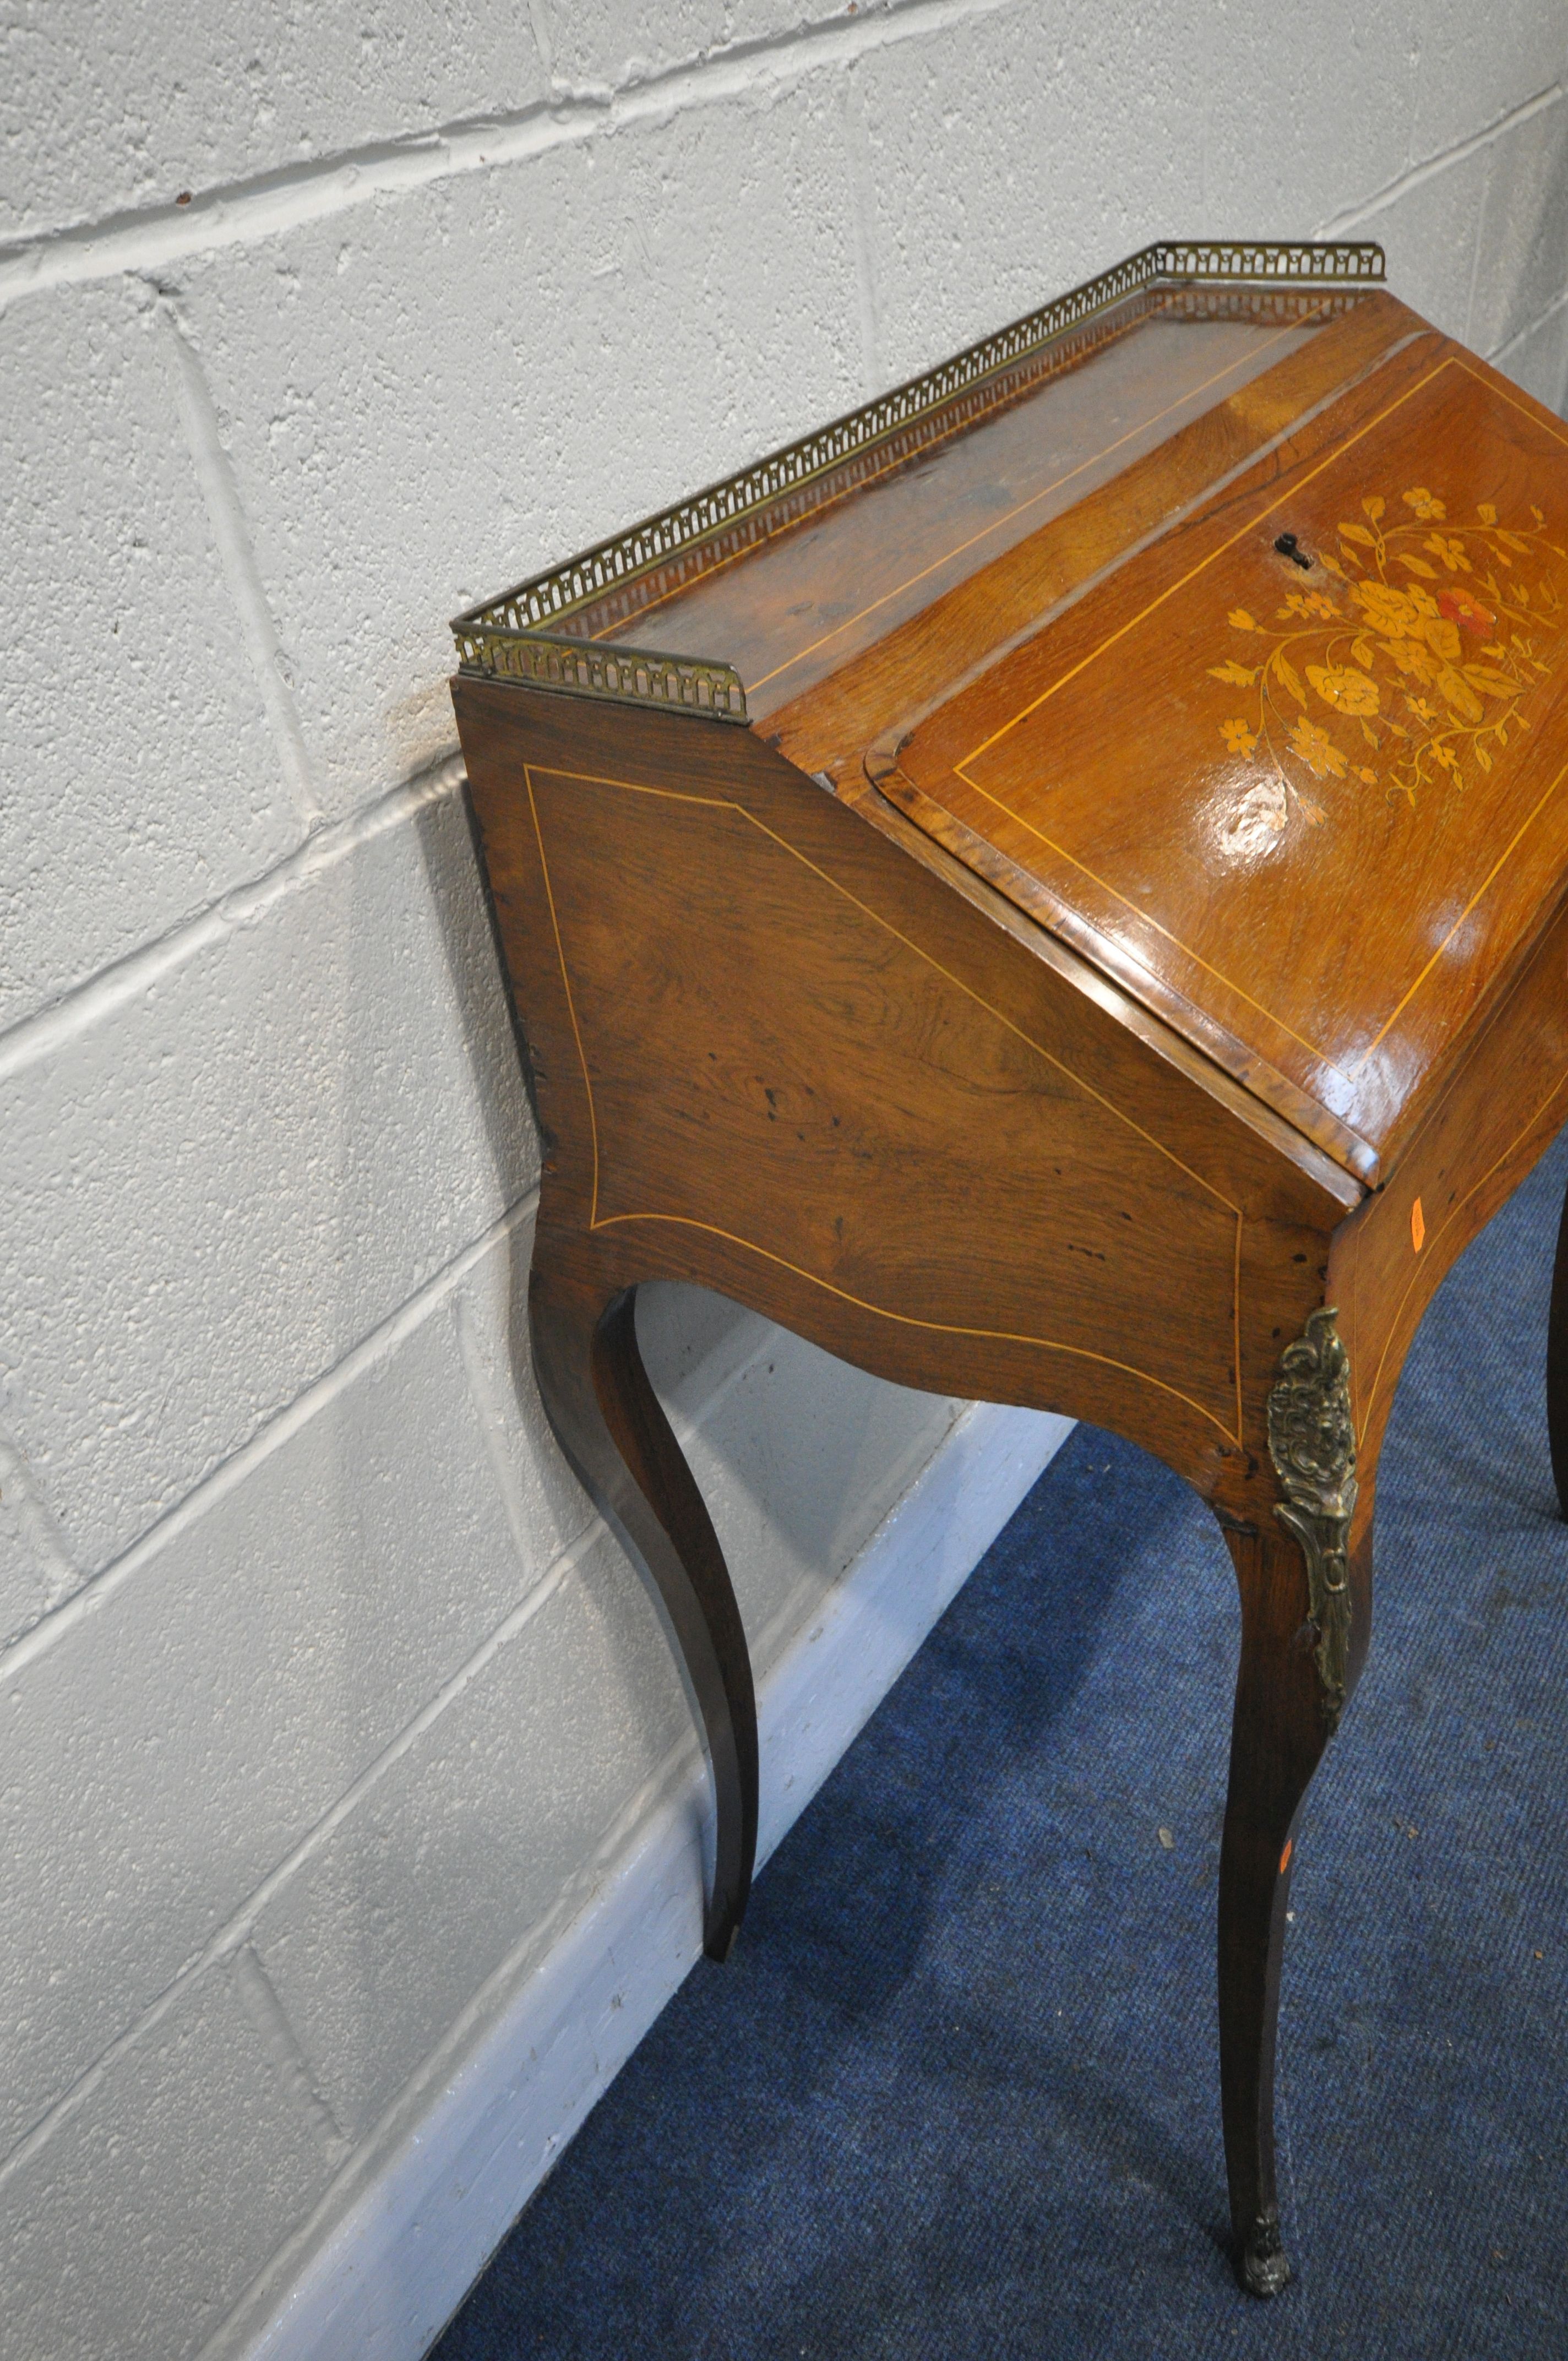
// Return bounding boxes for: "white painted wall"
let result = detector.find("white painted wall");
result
[2,9,1566,2358]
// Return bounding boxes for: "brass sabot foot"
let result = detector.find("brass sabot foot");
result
[1236,2210,1292,2298]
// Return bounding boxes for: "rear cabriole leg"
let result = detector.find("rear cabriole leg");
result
[530,1255,759,1961]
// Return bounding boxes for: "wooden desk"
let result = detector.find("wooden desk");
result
[449,242,1568,2297]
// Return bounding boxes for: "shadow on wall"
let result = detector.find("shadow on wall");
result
[415,778,541,1218]
[410,773,752,1846]
[412,766,965,1791]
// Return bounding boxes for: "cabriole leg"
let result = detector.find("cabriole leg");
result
[1215,1301,1368,2293]
[1216,1517,1352,2295]
[529,1258,759,1961]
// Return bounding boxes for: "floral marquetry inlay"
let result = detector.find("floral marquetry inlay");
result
[1208,489,1568,836]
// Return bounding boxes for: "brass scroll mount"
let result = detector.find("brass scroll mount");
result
[1267,1307,1358,1735]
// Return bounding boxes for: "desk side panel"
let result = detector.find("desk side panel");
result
[453,679,1353,1516]
[1332,890,1568,1487]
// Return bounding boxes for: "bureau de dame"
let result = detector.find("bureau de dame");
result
[448,243,1568,2299]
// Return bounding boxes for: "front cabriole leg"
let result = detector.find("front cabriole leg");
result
[1218,1308,1363,2297]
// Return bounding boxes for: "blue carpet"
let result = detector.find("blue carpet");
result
[434,1134,1568,2360]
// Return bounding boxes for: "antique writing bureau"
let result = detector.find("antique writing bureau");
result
[448,242,1568,2297]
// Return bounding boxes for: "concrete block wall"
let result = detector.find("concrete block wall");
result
[2,7,1566,2357]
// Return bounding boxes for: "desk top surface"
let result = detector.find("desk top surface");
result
[597,302,1325,716]
[875,330,1568,1179]
[462,266,1568,1185]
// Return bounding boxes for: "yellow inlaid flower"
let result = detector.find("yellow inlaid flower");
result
[1402,487,1446,520]
[1352,580,1422,637]
[1202,483,1561,813]
[1380,637,1435,682]
[1288,716,1348,779]
[1423,532,1471,573]
[1306,663,1379,716]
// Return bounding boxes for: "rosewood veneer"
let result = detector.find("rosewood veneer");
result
[449,241,1568,2295]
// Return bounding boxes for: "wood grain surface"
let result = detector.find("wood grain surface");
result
[880,339,1568,1178]
[596,301,1331,715]
[458,679,1355,1521]
[449,260,1568,2300]
[767,293,1422,775]
[1332,883,1568,1493]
